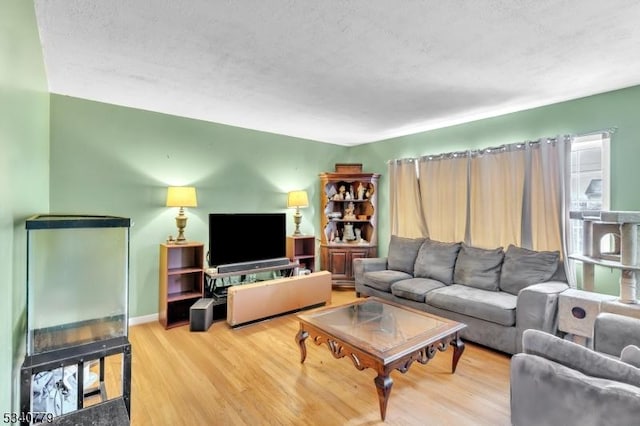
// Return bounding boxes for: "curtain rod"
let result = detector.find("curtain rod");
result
[415,136,564,162]
[576,127,617,137]
[388,127,616,164]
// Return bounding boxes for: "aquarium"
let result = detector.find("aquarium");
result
[26,215,130,355]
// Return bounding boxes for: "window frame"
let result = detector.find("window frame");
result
[569,132,611,254]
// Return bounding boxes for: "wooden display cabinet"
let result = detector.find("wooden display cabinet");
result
[320,169,381,287]
[159,242,205,328]
[286,235,316,272]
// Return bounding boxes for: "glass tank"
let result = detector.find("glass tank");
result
[26,215,130,355]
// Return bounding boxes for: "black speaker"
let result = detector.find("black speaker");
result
[190,298,214,332]
[216,257,290,274]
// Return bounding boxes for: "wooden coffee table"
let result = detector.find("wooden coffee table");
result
[295,297,466,421]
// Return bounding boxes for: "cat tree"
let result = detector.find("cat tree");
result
[569,211,640,303]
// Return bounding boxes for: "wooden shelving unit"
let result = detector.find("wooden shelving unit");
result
[159,242,205,328]
[287,235,316,272]
[319,166,381,287]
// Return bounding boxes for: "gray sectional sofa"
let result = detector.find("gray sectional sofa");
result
[354,236,569,354]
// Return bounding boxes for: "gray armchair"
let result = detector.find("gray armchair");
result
[510,313,640,426]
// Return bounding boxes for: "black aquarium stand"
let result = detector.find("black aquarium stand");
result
[20,337,131,426]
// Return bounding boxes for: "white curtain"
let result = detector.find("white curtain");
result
[388,159,427,238]
[418,154,468,243]
[469,146,526,249]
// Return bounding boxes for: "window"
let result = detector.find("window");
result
[570,132,611,254]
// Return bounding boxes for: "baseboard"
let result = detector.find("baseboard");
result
[129,313,158,326]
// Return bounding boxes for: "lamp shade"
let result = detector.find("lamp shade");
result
[166,186,198,208]
[287,190,309,208]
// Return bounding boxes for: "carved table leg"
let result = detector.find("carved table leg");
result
[295,328,309,364]
[451,335,465,373]
[374,374,393,421]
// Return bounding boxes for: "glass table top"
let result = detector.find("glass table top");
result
[298,298,460,353]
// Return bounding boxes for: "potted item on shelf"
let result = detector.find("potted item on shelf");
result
[365,183,375,199]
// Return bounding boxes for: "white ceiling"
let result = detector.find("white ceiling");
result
[34,1,640,146]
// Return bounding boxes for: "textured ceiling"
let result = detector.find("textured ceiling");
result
[34,1,640,146]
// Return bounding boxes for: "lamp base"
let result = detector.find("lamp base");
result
[293,210,303,236]
[175,209,189,244]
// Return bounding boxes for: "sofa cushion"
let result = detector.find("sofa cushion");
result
[387,235,426,275]
[391,278,446,303]
[499,245,560,295]
[363,270,413,292]
[453,244,505,291]
[414,239,461,284]
[426,284,517,326]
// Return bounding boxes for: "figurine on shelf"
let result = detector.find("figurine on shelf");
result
[343,223,356,241]
[344,191,352,200]
[357,183,365,200]
[349,184,355,199]
[333,229,341,243]
[343,202,356,220]
[334,185,346,201]
[355,228,362,242]
[327,184,338,200]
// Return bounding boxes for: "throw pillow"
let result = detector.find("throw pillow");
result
[500,245,560,295]
[621,345,640,369]
[414,239,462,284]
[387,235,425,274]
[453,244,504,291]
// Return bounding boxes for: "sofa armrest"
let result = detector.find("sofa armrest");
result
[353,257,388,294]
[515,281,569,352]
[594,312,640,357]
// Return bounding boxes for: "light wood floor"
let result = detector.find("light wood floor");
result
[122,290,511,425]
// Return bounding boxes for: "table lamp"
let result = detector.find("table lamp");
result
[166,186,198,244]
[287,190,309,236]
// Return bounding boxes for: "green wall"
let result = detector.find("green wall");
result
[49,95,347,318]
[350,85,640,294]
[0,0,50,414]
[50,86,640,314]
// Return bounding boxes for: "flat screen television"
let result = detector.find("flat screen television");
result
[208,213,286,267]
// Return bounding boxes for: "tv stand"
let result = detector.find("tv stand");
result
[205,261,300,296]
